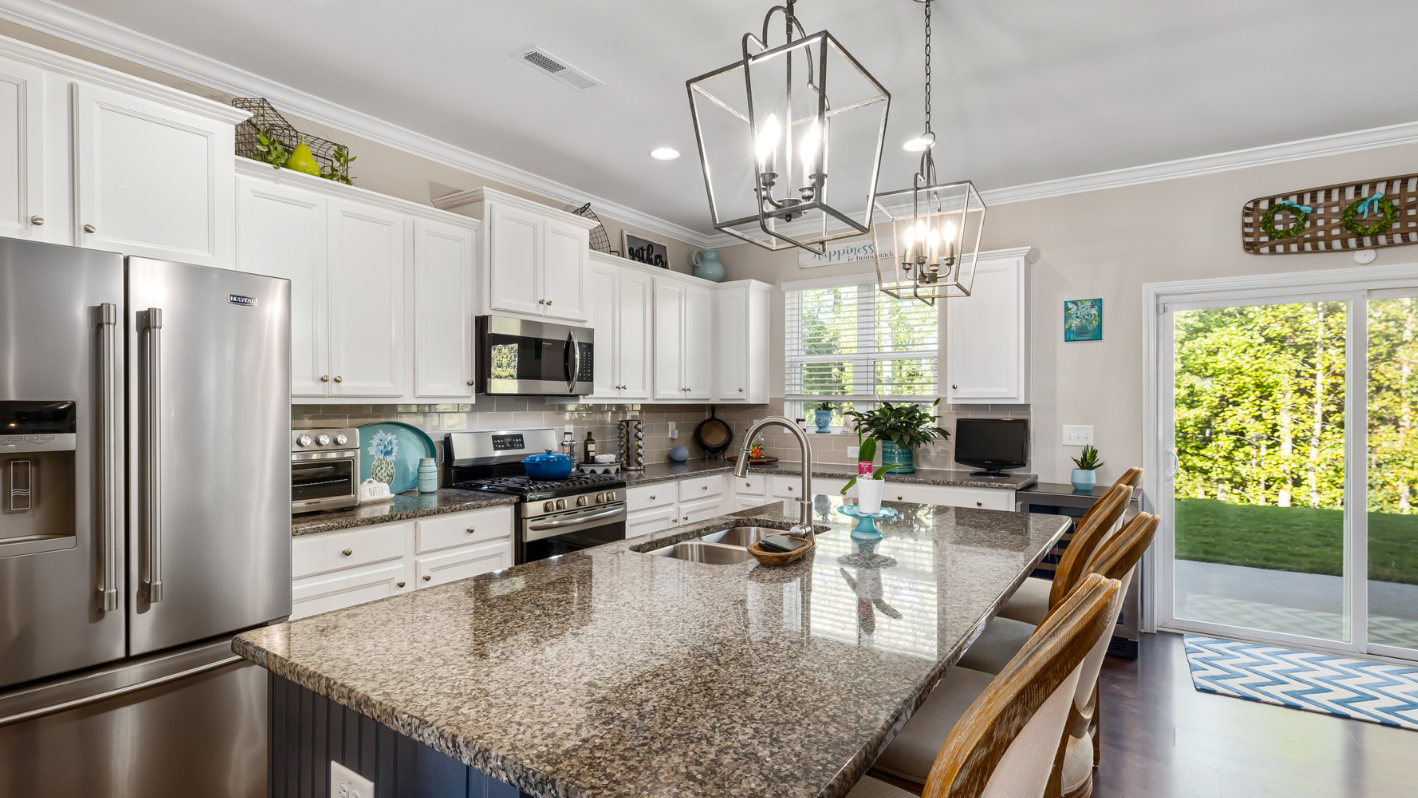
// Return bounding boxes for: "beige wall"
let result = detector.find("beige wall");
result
[718,141,1418,484]
[0,19,705,277]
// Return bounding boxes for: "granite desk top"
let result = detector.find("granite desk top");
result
[622,460,1036,490]
[290,489,519,537]
[238,495,1070,798]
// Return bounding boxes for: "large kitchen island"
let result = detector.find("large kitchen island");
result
[235,495,1070,798]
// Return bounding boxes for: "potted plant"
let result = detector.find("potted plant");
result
[844,399,949,475]
[839,437,899,513]
[808,401,834,433]
[1071,445,1103,491]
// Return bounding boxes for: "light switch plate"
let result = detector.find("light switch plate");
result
[331,761,373,798]
[1062,425,1094,446]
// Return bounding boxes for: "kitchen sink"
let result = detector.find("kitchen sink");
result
[699,526,780,547]
[651,541,757,565]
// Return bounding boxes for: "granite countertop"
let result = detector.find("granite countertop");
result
[238,495,1070,798]
[623,459,1036,490]
[290,489,519,537]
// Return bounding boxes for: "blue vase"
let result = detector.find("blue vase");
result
[1071,469,1097,492]
[880,441,915,474]
[814,409,832,433]
[691,249,725,282]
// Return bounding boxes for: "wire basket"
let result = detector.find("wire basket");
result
[232,98,351,183]
[570,203,616,254]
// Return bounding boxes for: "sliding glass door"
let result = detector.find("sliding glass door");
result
[1153,271,1418,661]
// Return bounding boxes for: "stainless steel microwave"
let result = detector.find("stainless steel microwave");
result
[476,315,594,396]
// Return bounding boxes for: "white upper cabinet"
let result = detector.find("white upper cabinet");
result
[684,284,712,400]
[236,176,329,396]
[714,281,770,403]
[431,187,595,322]
[74,83,235,267]
[412,218,475,398]
[0,55,46,241]
[327,199,407,398]
[586,254,653,402]
[587,262,618,399]
[945,247,1038,404]
[654,278,686,401]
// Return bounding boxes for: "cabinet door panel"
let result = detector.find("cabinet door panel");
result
[74,83,233,266]
[328,200,406,397]
[236,177,329,396]
[542,220,588,321]
[415,539,513,588]
[653,279,685,400]
[413,218,475,398]
[684,285,713,400]
[0,56,45,241]
[946,258,1025,403]
[618,269,653,399]
[291,562,410,620]
[628,505,678,538]
[716,288,747,401]
[586,263,619,399]
[487,203,542,316]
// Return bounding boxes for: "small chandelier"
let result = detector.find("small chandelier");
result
[873,0,986,305]
[687,0,891,254]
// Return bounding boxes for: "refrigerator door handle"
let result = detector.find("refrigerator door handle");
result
[145,308,164,603]
[98,303,119,612]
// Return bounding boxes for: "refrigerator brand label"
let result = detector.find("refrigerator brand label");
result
[228,294,258,307]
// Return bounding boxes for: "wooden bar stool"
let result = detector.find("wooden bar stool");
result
[851,574,1123,798]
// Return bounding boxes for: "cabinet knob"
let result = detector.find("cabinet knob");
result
[897,496,903,501]
[952,384,958,389]
[683,515,688,521]
[976,501,983,507]
[702,485,708,491]
[342,548,353,556]
[467,379,474,386]
[649,495,656,501]
[29,215,43,226]
[320,375,330,382]
[423,574,432,582]
[396,580,406,588]
[546,300,553,306]
[334,376,343,383]
[738,388,744,392]
[83,223,96,234]
[787,486,794,492]
[538,299,545,304]
[466,527,476,534]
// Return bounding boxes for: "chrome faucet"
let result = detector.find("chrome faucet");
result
[734,417,814,540]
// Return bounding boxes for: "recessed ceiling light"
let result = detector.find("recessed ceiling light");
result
[649,147,680,161]
[902,137,935,152]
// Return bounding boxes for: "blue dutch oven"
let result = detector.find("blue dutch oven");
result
[522,449,574,480]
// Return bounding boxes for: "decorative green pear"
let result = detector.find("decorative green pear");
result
[284,135,321,176]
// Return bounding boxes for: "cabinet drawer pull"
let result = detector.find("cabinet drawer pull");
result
[466,527,476,534]
[649,495,655,501]
[701,485,708,491]
[897,495,903,500]
[342,548,353,556]
[83,223,96,234]
[423,574,432,582]
[976,501,983,507]
[682,515,688,521]
[29,215,43,226]
[396,580,406,588]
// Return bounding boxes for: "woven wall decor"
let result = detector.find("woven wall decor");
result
[1242,173,1418,254]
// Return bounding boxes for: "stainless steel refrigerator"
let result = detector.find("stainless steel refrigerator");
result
[0,239,290,798]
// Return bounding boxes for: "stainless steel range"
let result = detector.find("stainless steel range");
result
[445,428,626,564]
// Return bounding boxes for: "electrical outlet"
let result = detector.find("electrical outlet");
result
[1062,425,1094,447]
[331,761,373,798]
[847,446,859,460]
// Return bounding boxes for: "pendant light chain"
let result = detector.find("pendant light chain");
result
[923,0,932,140]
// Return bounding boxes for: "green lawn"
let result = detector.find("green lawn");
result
[1175,498,1418,585]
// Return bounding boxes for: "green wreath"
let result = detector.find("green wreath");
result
[1260,202,1309,239]
[1342,195,1397,237]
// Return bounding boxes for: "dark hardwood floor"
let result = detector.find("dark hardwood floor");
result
[1093,633,1418,798]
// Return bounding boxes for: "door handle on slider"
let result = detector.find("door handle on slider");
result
[145,308,164,602]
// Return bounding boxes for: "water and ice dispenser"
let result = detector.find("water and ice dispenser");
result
[0,401,77,553]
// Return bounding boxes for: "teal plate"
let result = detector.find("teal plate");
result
[358,422,437,494]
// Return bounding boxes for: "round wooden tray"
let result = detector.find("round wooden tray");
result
[749,456,780,464]
[746,534,814,566]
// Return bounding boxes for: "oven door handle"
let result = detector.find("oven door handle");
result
[528,505,623,532]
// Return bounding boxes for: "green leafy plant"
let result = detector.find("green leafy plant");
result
[320,145,356,185]
[840,437,900,493]
[844,398,949,451]
[254,129,288,169]
[808,401,834,413]
[1072,445,1103,471]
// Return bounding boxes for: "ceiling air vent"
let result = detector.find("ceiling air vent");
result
[510,46,603,91]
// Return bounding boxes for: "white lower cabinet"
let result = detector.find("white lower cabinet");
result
[291,505,514,620]
[628,505,679,539]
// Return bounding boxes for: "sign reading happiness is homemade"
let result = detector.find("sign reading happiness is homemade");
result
[798,236,897,269]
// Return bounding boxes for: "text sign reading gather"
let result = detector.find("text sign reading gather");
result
[797,236,896,269]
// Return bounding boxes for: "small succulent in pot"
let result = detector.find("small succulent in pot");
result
[1070,445,1103,491]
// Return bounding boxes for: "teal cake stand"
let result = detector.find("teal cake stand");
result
[837,505,899,540]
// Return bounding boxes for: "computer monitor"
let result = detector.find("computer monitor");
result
[953,418,1029,476]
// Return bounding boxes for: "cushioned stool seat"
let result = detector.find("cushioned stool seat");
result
[996,575,1051,625]
[872,666,997,784]
[956,615,1036,674]
[845,776,918,798]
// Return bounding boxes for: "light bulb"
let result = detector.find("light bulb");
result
[942,219,957,241]
[800,119,821,177]
[902,225,915,247]
[914,219,927,242]
[756,114,781,169]
[927,226,941,250]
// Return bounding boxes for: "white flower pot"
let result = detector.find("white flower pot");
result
[856,478,885,514]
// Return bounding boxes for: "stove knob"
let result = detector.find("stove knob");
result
[576,496,589,507]
[334,434,348,446]
[316,434,331,446]
[296,435,312,447]
[555,499,567,510]
[543,501,555,512]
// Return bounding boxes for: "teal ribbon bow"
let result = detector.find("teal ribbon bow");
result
[1276,200,1313,214]
[1356,192,1385,218]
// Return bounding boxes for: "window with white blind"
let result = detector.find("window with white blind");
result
[785,280,939,424]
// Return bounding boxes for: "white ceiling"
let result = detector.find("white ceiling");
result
[28,0,1418,239]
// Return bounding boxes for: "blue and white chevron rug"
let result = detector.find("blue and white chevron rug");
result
[1183,635,1418,731]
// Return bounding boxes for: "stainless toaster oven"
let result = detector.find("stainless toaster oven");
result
[291,428,359,513]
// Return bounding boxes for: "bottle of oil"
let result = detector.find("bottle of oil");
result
[583,430,596,463]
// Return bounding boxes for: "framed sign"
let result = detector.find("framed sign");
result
[622,231,670,268]
[798,235,895,269]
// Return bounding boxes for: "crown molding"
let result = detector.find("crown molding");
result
[0,0,720,248]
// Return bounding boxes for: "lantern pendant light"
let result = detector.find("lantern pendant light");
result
[873,0,986,305]
[687,0,891,254]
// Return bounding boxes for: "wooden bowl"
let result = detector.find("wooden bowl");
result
[746,534,814,566]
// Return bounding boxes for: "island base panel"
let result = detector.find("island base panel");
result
[269,673,522,798]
